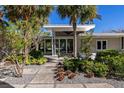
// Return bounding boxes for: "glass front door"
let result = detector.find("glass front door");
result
[43,39,73,56]
[58,39,73,56]
[60,39,66,54]
[45,39,52,55]
[67,39,73,53]
[56,39,59,55]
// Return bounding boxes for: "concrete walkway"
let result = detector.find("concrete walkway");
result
[0,62,114,88]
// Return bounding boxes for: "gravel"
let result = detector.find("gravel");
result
[5,74,35,85]
[55,73,124,88]
[1,63,124,88]
[0,65,41,87]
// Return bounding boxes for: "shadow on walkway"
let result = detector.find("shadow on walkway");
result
[0,81,14,88]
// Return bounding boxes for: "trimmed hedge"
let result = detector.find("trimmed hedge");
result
[93,62,108,77]
[95,49,119,62]
[105,55,124,77]
[63,58,109,77]
[95,49,124,77]
[80,60,94,73]
[63,58,80,72]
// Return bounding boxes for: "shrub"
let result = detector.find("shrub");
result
[63,58,80,72]
[30,57,47,65]
[79,60,108,77]
[4,53,47,65]
[26,59,31,65]
[95,49,119,62]
[17,55,32,65]
[63,58,75,72]
[29,50,43,59]
[29,50,47,65]
[37,57,48,65]
[30,57,37,65]
[5,54,32,65]
[106,56,124,77]
[80,60,94,73]
[16,55,23,64]
[93,62,108,77]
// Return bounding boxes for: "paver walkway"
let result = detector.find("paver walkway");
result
[0,62,114,88]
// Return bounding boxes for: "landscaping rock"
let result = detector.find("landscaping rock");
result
[68,72,76,79]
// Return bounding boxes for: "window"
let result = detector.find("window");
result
[97,40,107,50]
[97,41,101,50]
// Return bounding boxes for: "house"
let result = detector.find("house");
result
[84,33,124,53]
[37,24,124,57]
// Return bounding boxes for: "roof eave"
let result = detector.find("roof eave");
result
[43,24,95,31]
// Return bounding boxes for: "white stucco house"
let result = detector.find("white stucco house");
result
[37,24,124,57]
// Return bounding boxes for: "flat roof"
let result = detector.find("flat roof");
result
[80,33,124,37]
[43,24,95,31]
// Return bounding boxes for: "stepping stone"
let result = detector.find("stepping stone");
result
[43,63,57,67]
[26,84,54,88]
[23,68,39,74]
[56,84,84,88]
[30,73,54,84]
[0,77,8,81]
[0,84,14,88]
[84,83,114,88]
[37,67,54,74]
[12,84,25,88]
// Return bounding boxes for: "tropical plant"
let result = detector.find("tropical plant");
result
[37,57,48,65]
[79,60,108,77]
[2,5,53,77]
[93,62,108,77]
[95,49,119,62]
[80,31,93,59]
[80,60,94,73]
[57,5,101,57]
[63,58,80,72]
[105,55,124,77]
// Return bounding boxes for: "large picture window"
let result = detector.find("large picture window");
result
[97,40,107,50]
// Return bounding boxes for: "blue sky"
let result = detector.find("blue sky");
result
[48,5,124,32]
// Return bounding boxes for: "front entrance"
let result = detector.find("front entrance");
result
[56,39,73,56]
[43,38,73,56]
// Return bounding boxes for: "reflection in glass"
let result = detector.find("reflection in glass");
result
[45,39,52,54]
[67,39,73,53]
[60,39,66,54]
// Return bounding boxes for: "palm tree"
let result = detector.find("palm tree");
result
[57,5,100,58]
[4,5,53,77]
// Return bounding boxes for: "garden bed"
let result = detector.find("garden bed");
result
[54,49,124,88]
[55,72,124,88]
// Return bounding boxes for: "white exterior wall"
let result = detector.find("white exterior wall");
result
[78,37,122,53]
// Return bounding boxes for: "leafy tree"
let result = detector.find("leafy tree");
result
[32,31,51,51]
[57,5,101,57]
[3,5,53,77]
[80,30,93,59]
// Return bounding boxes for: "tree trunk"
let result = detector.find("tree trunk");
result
[23,20,29,65]
[35,42,39,51]
[74,30,77,58]
[24,44,28,64]
[73,22,77,58]
[14,63,24,77]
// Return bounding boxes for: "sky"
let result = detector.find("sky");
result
[48,5,124,32]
